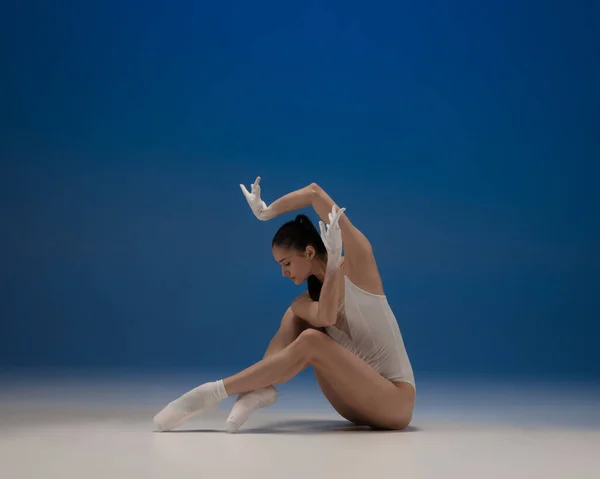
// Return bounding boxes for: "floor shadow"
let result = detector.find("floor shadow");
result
[161,419,420,435]
[162,428,225,433]
[242,419,420,435]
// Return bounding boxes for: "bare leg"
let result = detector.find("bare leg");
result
[225,308,314,431]
[262,307,315,358]
[223,329,415,430]
[154,315,413,431]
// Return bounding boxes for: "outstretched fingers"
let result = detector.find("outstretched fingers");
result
[240,183,251,197]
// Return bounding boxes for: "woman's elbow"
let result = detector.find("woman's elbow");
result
[317,312,336,328]
[309,182,322,198]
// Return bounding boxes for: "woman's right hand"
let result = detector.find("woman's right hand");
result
[319,205,346,269]
[240,176,276,221]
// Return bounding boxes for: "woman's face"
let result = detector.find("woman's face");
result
[272,245,315,285]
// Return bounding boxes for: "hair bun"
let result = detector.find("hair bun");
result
[294,214,319,234]
[295,214,309,225]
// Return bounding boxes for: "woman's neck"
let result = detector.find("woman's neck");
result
[311,259,328,282]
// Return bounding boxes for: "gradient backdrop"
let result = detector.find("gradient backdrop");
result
[1,1,598,385]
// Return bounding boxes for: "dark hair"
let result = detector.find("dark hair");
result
[272,214,326,301]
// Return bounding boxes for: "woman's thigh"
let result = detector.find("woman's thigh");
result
[307,332,415,429]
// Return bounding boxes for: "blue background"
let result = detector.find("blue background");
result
[1,0,598,382]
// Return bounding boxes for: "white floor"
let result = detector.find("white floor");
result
[1,373,599,479]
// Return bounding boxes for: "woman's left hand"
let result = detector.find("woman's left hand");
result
[239,176,276,221]
[319,205,346,269]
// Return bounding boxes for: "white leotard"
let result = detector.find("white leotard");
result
[326,275,415,390]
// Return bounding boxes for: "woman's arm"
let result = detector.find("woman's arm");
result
[265,183,316,218]
[267,182,373,265]
[240,177,374,269]
[290,293,321,327]
[291,265,344,328]
[315,262,344,326]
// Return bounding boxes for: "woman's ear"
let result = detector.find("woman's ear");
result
[305,245,315,260]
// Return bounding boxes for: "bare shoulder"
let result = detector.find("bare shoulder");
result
[311,184,384,295]
[343,254,384,296]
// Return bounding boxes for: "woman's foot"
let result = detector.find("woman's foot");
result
[225,386,278,433]
[154,380,228,431]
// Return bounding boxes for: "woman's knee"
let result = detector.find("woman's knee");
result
[281,307,314,333]
[291,328,329,361]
